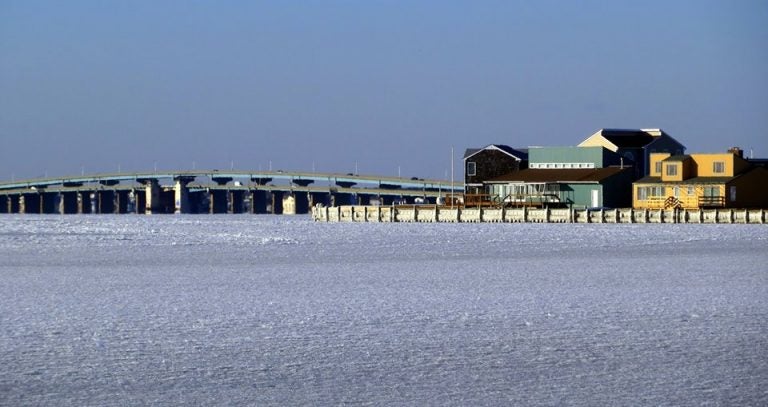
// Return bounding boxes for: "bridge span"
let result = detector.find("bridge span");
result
[0,170,461,215]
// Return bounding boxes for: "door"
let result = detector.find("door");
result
[591,189,599,208]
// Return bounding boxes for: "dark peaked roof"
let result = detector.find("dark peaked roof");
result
[600,129,658,148]
[463,148,480,159]
[463,144,528,160]
[486,167,630,183]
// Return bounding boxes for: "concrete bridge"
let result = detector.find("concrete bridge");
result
[0,170,461,215]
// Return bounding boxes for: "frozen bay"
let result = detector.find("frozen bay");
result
[1,215,767,406]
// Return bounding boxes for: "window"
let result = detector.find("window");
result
[713,161,725,174]
[688,185,695,196]
[666,164,678,176]
[466,162,476,176]
[637,187,647,201]
[674,186,680,197]
[655,161,662,175]
[704,186,720,197]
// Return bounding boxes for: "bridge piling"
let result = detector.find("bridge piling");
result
[97,190,116,214]
[142,179,161,214]
[10,195,20,213]
[229,190,245,214]
[271,191,284,214]
[251,190,269,214]
[58,192,76,214]
[209,190,228,214]
[115,190,130,214]
[174,178,192,214]
[41,192,57,214]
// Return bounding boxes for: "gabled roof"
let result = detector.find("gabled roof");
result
[463,144,528,161]
[579,128,683,151]
[601,129,657,148]
[486,167,630,183]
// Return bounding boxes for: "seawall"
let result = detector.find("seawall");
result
[312,205,768,224]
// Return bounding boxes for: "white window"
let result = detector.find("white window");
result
[713,161,725,174]
[687,185,695,196]
[637,187,647,201]
[467,162,476,176]
[655,161,662,175]
[666,164,678,176]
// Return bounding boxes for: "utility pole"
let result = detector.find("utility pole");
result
[450,146,455,209]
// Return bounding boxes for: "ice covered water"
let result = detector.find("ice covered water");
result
[1,215,766,405]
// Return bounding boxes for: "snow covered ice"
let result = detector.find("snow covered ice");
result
[1,215,767,405]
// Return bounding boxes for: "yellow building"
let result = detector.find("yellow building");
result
[633,148,768,209]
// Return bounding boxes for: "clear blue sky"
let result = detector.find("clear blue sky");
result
[1,1,766,180]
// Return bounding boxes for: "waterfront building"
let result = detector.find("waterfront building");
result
[483,145,634,208]
[578,128,685,178]
[463,144,528,196]
[633,147,768,209]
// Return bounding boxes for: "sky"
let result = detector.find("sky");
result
[1,1,767,181]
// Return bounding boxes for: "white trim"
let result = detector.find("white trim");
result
[466,161,476,176]
[530,162,595,169]
[463,144,524,161]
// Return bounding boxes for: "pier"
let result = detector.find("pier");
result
[312,205,768,224]
[0,170,460,215]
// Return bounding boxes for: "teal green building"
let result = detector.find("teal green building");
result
[483,146,634,208]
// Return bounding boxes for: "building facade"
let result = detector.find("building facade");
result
[480,145,635,208]
[633,148,768,209]
[578,128,685,178]
[463,145,527,195]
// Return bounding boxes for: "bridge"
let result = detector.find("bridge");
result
[0,170,462,215]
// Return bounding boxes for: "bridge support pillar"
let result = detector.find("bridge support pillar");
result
[271,191,284,214]
[187,190,206,214]
[283,192,309,215]
[331,192,354,206]
[97,190,116,214]
[58,192,78,214]
[209,190,228,214]
[77,192,90,214]
[174,178,193,214]
[356,194,371,206]
[114,190,130,214]
[131,190,145,214]
[144,179,161,214]
[229,190,245,214]
[41,192,57,214]
[9,195,20,213]
[0,195,8,213]
[251,190,269,214]
[19,194,32,213]
[19,194,30,214]
[379,195,397,205]
[309,192,330,208]
[296,192,310,214]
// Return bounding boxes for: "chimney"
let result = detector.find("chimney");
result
[728,147,743,158]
